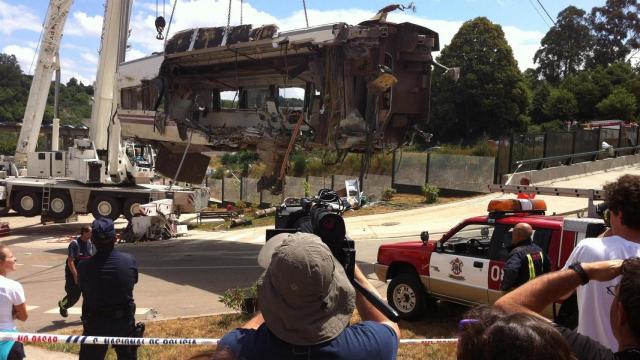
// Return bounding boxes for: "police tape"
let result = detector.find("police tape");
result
[0,332,458,346]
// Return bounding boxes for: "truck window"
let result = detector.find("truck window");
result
[443,224,493,258]
[488,224,511,261]
[532,228,553,254]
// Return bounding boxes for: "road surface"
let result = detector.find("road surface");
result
[2,164,638,332]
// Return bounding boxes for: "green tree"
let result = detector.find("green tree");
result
[0,54,30,122]
[530,81,552,123]
[430,17,528,142]
[596,87,637,119]
[534,6,593,83]
[0,54,23,88]
[544,88,578,121]
[588,0,640,68]
[561,72,600,120]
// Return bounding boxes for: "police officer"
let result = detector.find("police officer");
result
[501,223,550,291]
[58,225,94,318]
[78,218,139,360]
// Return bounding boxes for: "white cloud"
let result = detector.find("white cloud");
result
[60,57,77,69]
[2,44,36,73]
[81,52,99,65]
[502,25,544,70]
[61,71,93,86]
[65,12,103,37]
[127,0,277,56]
[65,1,544,82]
[125,48,148,62]
[0,0,41,35]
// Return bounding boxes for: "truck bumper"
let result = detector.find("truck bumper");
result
[373,263,389,282]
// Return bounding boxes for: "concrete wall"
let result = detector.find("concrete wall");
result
[503,154,640,184]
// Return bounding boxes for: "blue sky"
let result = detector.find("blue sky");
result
[1,0,606,85]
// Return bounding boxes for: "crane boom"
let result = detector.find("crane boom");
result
[15,0,74,165]
[90,0,132,152]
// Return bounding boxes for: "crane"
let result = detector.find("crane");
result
[14,0,135,184]
[0,0,209,221]
[14,0,73,166]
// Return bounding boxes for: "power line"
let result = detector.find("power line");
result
[527,0,551,28]
[535,0,556,26]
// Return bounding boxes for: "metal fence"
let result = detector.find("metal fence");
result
[428,154,495,193]
[205,125,640,205]
[495,126,640,179]
[207,151,498,206]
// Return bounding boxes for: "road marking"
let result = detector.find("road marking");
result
[44,307,153,316]
[26,306,39,311]
[139,265,260,270]
[31,265,53,268]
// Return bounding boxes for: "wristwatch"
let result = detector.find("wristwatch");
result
[568,262,589,285]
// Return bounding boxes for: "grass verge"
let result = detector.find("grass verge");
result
[36,302,465,359]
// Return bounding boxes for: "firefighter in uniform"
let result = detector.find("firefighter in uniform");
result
[58,225,94,317]
[77,218,141,360]
[501,222,551,291]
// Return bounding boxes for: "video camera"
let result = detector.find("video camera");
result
[595,202,610,226]
[266,189,399,322]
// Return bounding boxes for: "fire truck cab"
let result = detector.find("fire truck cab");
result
[374,199,605,320]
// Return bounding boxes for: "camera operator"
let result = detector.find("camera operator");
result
[217,232,400,359]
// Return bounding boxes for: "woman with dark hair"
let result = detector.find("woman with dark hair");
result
[0,244,27,360]
[458,306,576,360]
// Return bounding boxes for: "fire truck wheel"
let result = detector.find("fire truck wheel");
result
[48,192,73,220]
[90,195,122,221]
[387,273,427,320]
[12,190,42,217]
[123,198,146,221]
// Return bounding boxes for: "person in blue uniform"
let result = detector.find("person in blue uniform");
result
[58,225,94,317]
[501,223,551,291]
[78,218,139,360]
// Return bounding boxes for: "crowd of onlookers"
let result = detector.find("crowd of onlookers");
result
[1,175,640,360]
[212,174,640,360]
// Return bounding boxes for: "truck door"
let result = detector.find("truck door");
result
[429,223,494,305]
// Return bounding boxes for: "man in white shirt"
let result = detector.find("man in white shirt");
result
[564,174,640,349]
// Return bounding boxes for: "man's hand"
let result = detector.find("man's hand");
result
[496,259,624,317]
[582,260,623,282]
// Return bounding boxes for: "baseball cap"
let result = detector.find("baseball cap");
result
[257,232,356,345]
[91,217,116,243]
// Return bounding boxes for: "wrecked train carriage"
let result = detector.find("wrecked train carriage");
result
[118,21,440,187]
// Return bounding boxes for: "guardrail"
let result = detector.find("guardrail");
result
[512,145,640,171]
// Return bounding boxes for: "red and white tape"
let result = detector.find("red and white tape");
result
[0,332,457,346]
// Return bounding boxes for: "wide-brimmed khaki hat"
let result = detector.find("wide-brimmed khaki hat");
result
[257,232,356,345]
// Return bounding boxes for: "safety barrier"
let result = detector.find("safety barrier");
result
[0,332,458,346]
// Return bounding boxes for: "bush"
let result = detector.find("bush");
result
[305,157,324,176]
[219,283,257,312]
[381,187,397,201]
[422,183,440,204]
[303,180,311,197]
[291,153,306,176]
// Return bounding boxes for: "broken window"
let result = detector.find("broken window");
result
[220,91,238,109]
